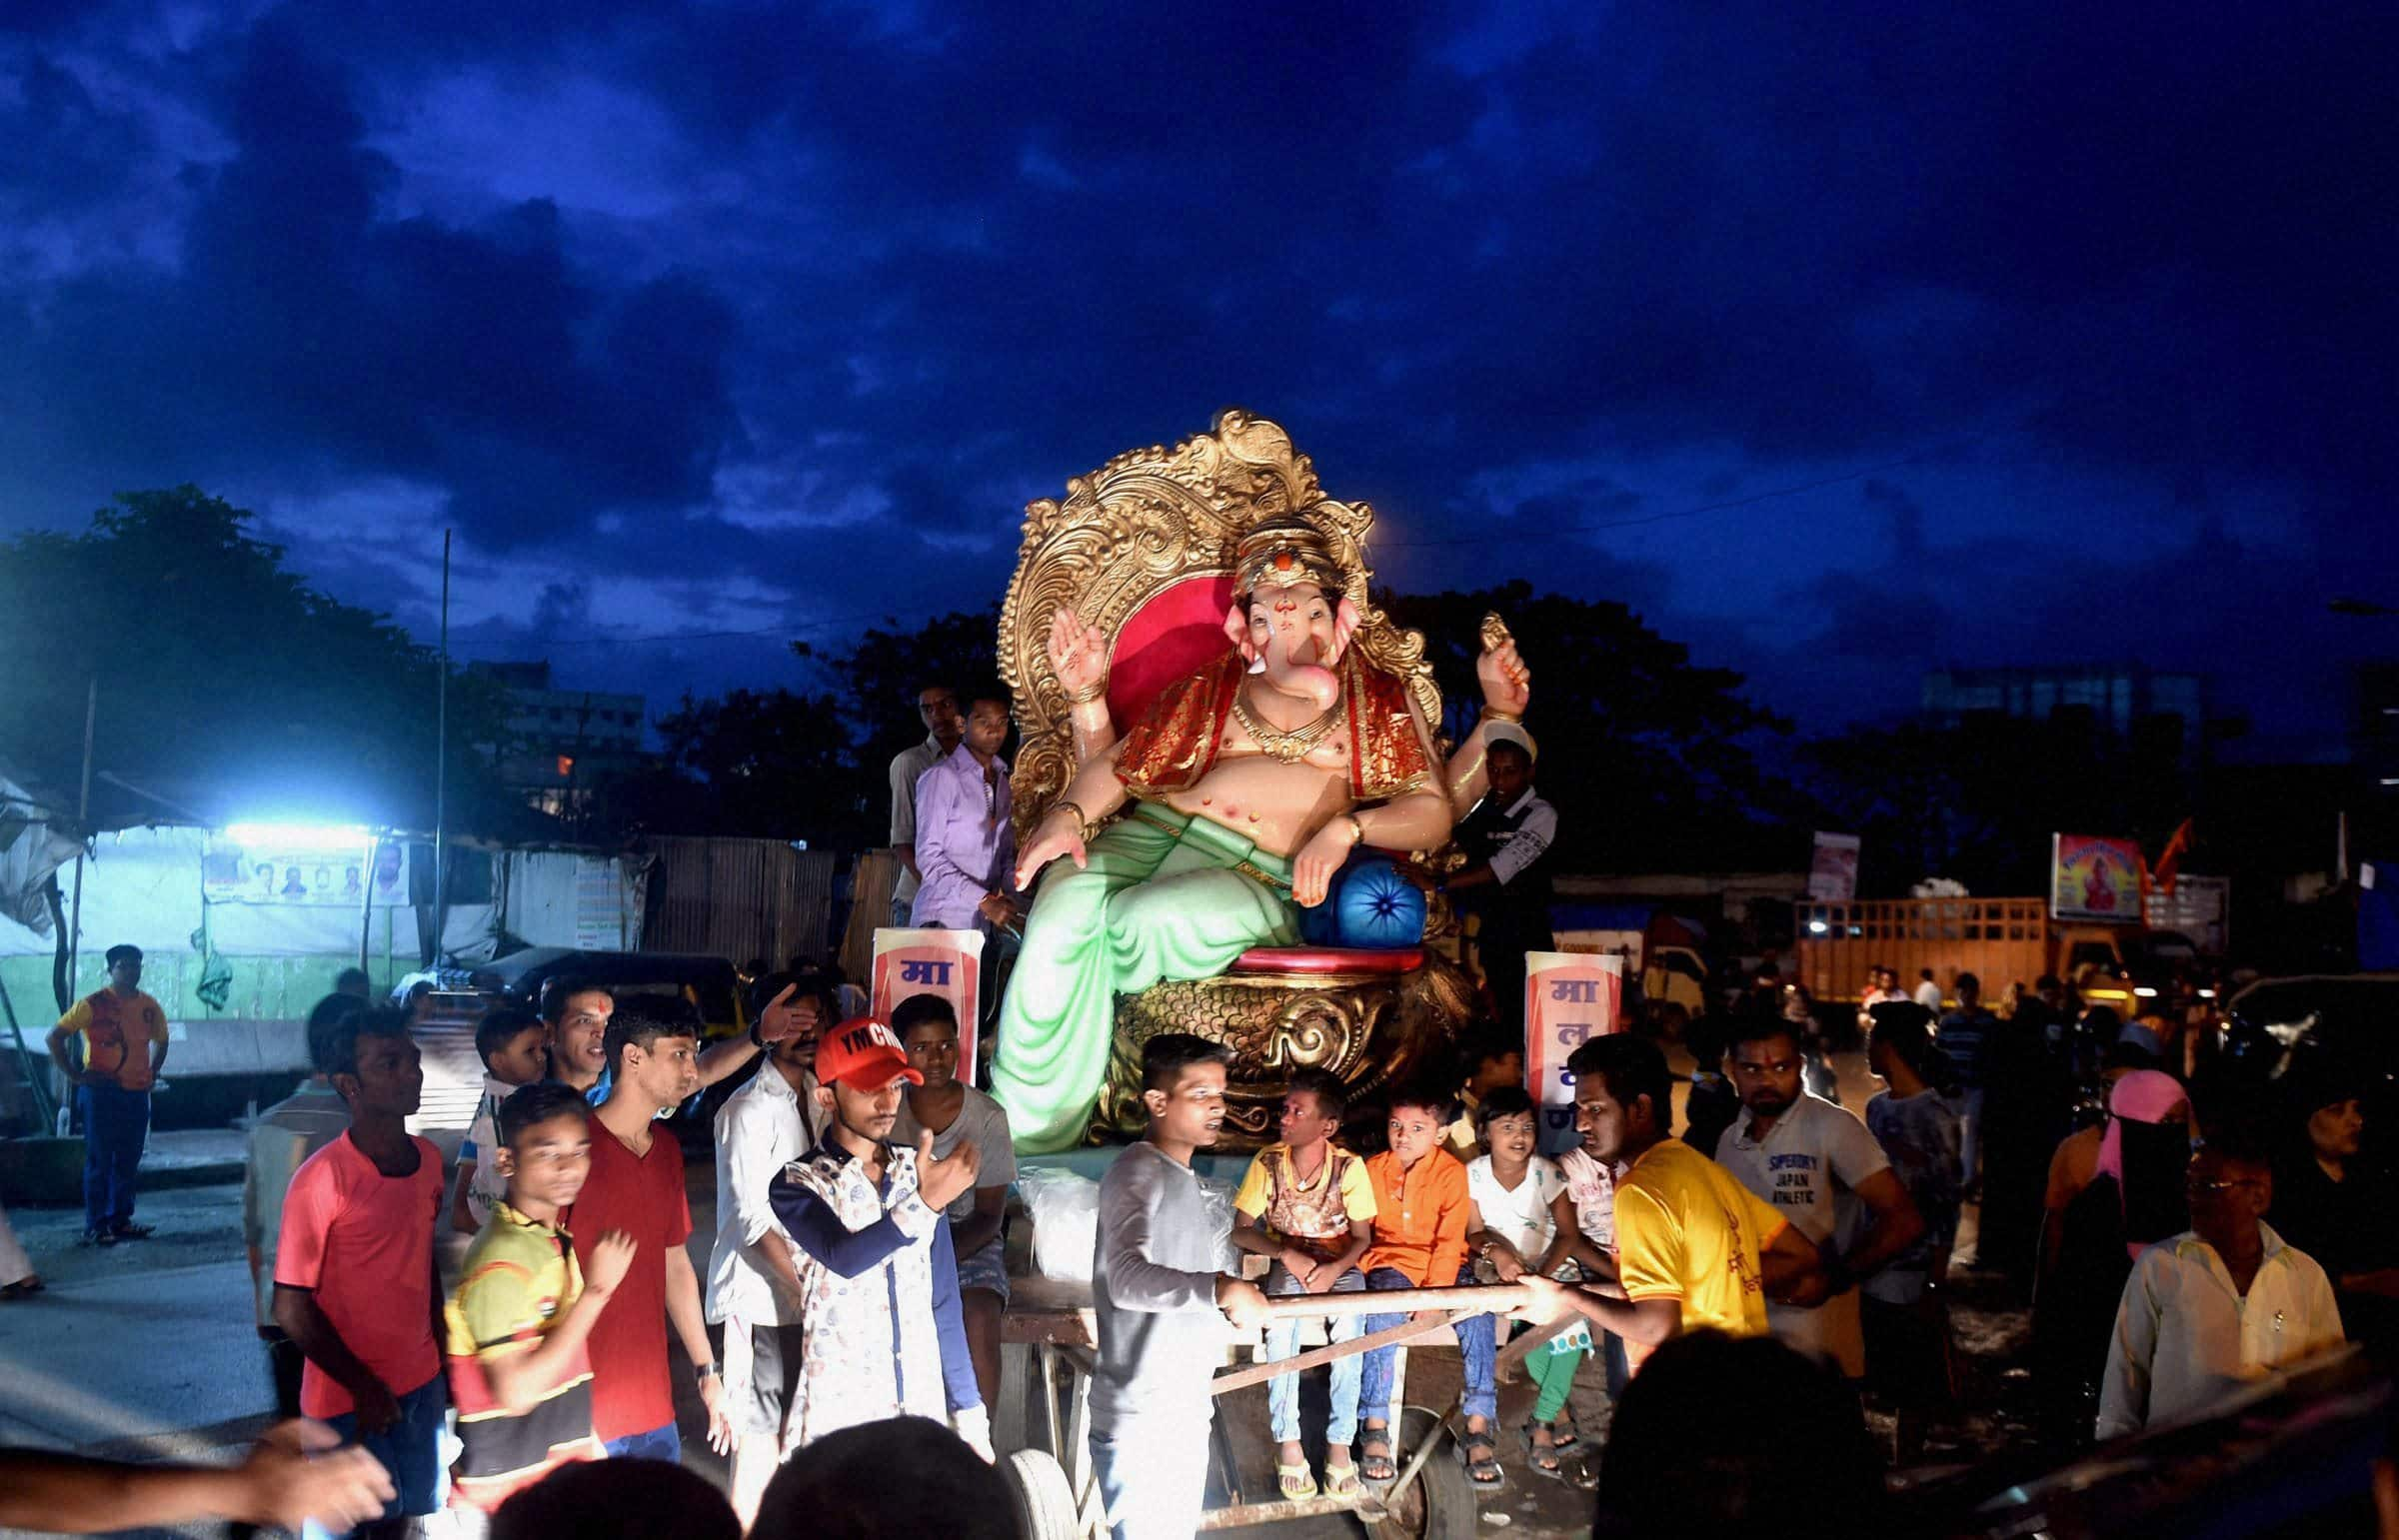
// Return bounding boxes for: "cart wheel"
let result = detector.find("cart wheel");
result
[1003,1448,1087,1540]
[1369,1407,1477,1540]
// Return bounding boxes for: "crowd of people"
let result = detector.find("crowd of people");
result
[7,956,1016,1539]
[1,679,2379,1538]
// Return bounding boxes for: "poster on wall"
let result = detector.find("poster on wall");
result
[1523,950,1623,1155]
[871,927,986,1083]
[2051,833,2143,923]
[202,834,408,906]
[573,857,631,950]
[1807,831,1861,902]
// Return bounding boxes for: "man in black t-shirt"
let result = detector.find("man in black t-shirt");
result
[2273,1061,2399,1357]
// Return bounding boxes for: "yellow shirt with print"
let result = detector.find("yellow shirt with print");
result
[1612,1136,1787,1352]
[57,989,171,1091]
[1231,1142,1378,1260]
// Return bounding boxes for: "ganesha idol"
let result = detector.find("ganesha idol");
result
[989,413,1532,1152]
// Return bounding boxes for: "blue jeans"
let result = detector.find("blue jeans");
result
[78,1083,149,1233]
[323,1373,447,1527]
[604,1421,682,1462]
[1261,1264,1365,1446]
[1356,1264,1498,1430]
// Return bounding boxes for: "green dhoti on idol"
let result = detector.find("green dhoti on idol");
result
[993,512,1534,1153]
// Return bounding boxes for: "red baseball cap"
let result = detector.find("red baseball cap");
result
[816,1016,922,1090]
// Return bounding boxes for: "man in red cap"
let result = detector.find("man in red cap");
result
[767,1017,988,1452]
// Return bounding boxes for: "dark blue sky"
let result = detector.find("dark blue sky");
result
[3,2,2391,759]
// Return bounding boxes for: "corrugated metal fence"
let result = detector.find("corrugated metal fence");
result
[640,837,841,969]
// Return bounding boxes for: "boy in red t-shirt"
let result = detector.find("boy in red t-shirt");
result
[566,1000,732,1459]
[273,1006,446,1539]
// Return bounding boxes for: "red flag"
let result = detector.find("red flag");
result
[2151,817,2196,895]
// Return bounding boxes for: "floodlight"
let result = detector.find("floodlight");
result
[223,822,376,848]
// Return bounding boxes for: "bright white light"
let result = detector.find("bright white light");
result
[2133,986,2159,997]
[223,822,376,849]
[2197,988,2217,999]
[1807,919,1829,934]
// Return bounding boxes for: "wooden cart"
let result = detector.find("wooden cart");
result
[993,1278,1529,1540]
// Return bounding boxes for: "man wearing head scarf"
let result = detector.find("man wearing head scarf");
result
[2034,1069,2192,1441]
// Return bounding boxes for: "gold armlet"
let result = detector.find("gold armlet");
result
[1479,708,1522,725]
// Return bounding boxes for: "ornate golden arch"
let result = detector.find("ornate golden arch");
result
[998,409,1443,837]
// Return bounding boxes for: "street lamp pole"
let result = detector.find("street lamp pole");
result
[434,530,451,968]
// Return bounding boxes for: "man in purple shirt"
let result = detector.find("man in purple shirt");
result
[911,697,1022,935]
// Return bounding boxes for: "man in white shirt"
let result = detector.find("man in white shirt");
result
[2097,1138,2344,1439]
[1910,969,1943,1012]
[1713,1020,1924,1377]
[705,976,832,1525]
[889,685,965,926]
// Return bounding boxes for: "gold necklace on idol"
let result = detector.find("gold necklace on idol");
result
[1231,682,1343,765]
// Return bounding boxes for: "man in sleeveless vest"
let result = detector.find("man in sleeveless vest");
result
[1442,726,1557,1033]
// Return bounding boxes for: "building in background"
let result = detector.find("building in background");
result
[1922,665,2207,773]
[471,661,648,819]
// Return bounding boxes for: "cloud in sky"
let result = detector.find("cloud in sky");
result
[0,0,2390,755]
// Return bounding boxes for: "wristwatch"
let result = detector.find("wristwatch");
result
[695,1362,720,1385]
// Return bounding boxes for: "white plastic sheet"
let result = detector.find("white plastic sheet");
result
[1019,1166,1102,1284]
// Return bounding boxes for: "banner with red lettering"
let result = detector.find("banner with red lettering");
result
[871,928,986,1083]
[1524,951,1623,1156]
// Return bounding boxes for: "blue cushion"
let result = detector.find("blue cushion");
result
[1296,855,1426,949]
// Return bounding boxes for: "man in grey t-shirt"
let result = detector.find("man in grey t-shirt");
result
[1091,1034,1267,1540]
[1715,1019,1924,1377]
[888,685,964,926]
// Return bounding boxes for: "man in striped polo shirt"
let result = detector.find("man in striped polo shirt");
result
[446,1081,636,1515]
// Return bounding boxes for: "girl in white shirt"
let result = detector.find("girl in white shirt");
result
[1463,1087,1589,1476]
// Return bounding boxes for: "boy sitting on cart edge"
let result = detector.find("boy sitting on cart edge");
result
[1091,1033,1270,1540]
[1354,1084,1480,1487]
[1231,1066,1378,1501]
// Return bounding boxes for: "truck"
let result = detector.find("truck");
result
[1795,895,2186,1014]
[1548,902,1715,1018]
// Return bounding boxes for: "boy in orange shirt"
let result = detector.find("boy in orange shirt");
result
[1353,1085,1480,1487]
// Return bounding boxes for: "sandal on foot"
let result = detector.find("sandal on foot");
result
[1276,1463,1318,1501]
[1358,1431,1397,1484]
[1459,1434,1504,1491]
[1520,1420,1563,1477]
[1548,1410,1579,1450]
[1322,1461,1363,1499]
